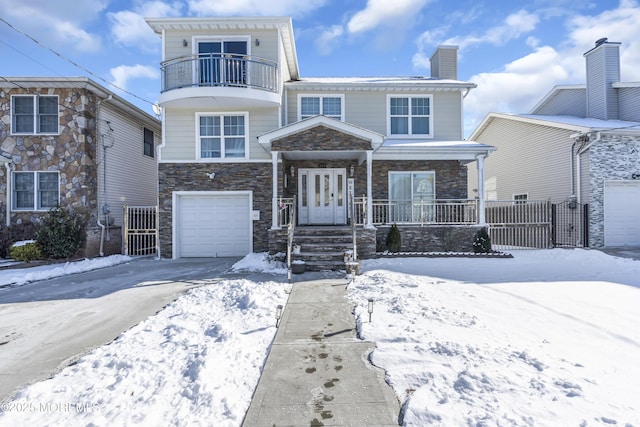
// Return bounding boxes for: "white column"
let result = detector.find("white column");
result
[366,150,374,228]
[271,151,280,229]
[476,154,486,224]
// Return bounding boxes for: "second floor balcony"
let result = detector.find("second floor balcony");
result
[158,53,280,108]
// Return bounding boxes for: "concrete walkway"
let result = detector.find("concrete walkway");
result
[242,279,400,427]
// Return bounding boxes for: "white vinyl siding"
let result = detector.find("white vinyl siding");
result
[468,117,575,203]
[532,88,587,116]
[618,87,640,122]
[161,108,277,161]
[98,104,159,226]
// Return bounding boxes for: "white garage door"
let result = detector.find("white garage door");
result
[604,181,640,246]
[178,193,251,257]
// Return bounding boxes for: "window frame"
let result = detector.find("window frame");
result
[10,95,60,135]
[195,112,249,161]
[388,171,436,222]
[12,171,60,211]
[297,94,345,121]
[143,127,155,158]
[386,94,433,138]
[513,193,528,204]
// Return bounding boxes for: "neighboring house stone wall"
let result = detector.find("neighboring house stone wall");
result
[0,87,109,257]
[158,162,275,258]
[588,133,640,247]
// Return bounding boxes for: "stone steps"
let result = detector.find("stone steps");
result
[291,226,355,271]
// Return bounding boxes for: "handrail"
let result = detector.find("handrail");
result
[160,53,279,93]
[286,196,296,283]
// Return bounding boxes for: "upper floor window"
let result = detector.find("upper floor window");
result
[197,113,247,160]
[143,127,154,158]
[299,95,344,121]
[12,171,59,211]
[11,95,59,135]
[387,95,432,137]
[513,193,528,204]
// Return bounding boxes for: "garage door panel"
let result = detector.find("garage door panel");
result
[178,194,251,257]
[604,181,640,247]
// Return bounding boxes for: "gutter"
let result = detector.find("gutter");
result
[96,94,114,256]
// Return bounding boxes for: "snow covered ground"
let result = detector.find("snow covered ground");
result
[0,249,639,426]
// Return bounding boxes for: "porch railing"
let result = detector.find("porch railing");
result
[354,198,478,226]
[161,53,278,93]
[277,197,295,228]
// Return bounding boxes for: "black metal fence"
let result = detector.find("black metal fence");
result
[551,201,589,248]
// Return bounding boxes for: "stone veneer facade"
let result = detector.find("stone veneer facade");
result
[0,87,115,256]
[587,133,640,247]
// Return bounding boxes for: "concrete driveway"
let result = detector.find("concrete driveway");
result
[0,257,243,402]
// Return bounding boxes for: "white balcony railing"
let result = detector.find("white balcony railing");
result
[161,53,278,93]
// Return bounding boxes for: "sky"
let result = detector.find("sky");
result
[0,250,639,425]
[1,0,639,136]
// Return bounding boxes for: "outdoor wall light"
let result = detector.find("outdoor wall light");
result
[206,171,216,180]
[349,164,355,177]
[275,304,283,327]
[290,165,295,177]
[367,298,374,323]
[183,39,188,47]
[255,38,260,46]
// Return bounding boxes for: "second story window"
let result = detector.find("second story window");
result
[197,113,247,160]
[12,171,59,211]
[11,95,59,135]
[144,127,154,158]
[299,95,344,121]
[387,95,432,137]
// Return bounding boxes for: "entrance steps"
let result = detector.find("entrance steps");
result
[292,226,353,271]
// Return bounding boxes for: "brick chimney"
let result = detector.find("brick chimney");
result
[430,45,458,80]
[583,38,621,120]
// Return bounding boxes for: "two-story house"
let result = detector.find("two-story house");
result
[146,16,495,265]
[0,77,160,257]
[469,39,640,248]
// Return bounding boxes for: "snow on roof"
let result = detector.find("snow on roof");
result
[382,139,492,149]
[286,76,475,89]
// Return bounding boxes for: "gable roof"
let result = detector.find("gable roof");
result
[529,85,586,114]
[470,112,640,141]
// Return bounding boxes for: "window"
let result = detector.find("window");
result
[11,95,59,135]
[144,127,154,157]
[12,171,59,210]
[197,113,247,159]
[387,95,432,137]
[299,95,344,121]
[389,171,435,222]
[513,193,528,204]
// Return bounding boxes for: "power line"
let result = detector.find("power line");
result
[0,16,156,107]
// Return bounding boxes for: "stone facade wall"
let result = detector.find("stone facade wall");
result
[158,162,276,257]
[376,224,482,253]
[0,86,103,256]
[588,134,640,247]
[272,125,373,151]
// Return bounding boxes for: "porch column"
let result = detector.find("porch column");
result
[476,154,486,224]
[271,151,280,230]
[366,150,374,228]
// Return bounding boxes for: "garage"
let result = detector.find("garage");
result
[176,192,252,257]
[604,181,640,246]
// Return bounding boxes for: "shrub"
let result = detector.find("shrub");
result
[385,223,401,253]
[472,227,492,253]
[9,241,45,262]
[36,206,86,259]
[0,223,37,258]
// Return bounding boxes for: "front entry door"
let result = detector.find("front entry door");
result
[299,169,347,225]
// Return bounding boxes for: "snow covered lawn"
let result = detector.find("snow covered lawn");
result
[0,249,639,426]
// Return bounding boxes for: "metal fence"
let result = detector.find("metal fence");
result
[123,206,158,257]
[552,200,589,248]
[485,200,553,250]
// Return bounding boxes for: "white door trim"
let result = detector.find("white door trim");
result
[298,168,347,225]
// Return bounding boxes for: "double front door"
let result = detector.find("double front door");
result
[298,169,347,225]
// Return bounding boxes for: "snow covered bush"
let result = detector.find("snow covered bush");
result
[9,240,44,262]
[472,227,492,253]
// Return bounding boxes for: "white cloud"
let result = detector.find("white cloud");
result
[110,64,159,91]
[347,0,430,34]
[0,0,106,52]
[314,25,345,56]
[108,1,182,53]
[187,0,328,17]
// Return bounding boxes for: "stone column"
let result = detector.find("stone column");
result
[476,154,486,224]
[366,150,374,228]
[271,151,280,229]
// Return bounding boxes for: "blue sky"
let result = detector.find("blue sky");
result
[1,0,638,136]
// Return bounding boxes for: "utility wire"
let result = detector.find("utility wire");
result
[0,16,157,107]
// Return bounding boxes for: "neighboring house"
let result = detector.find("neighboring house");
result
[146,16,495,262]
[0,77,161,257]
[469,39,640,248]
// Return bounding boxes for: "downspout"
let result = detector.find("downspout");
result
[575,131,601,203]
[96,94,113,256]
[5,162,12,227]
